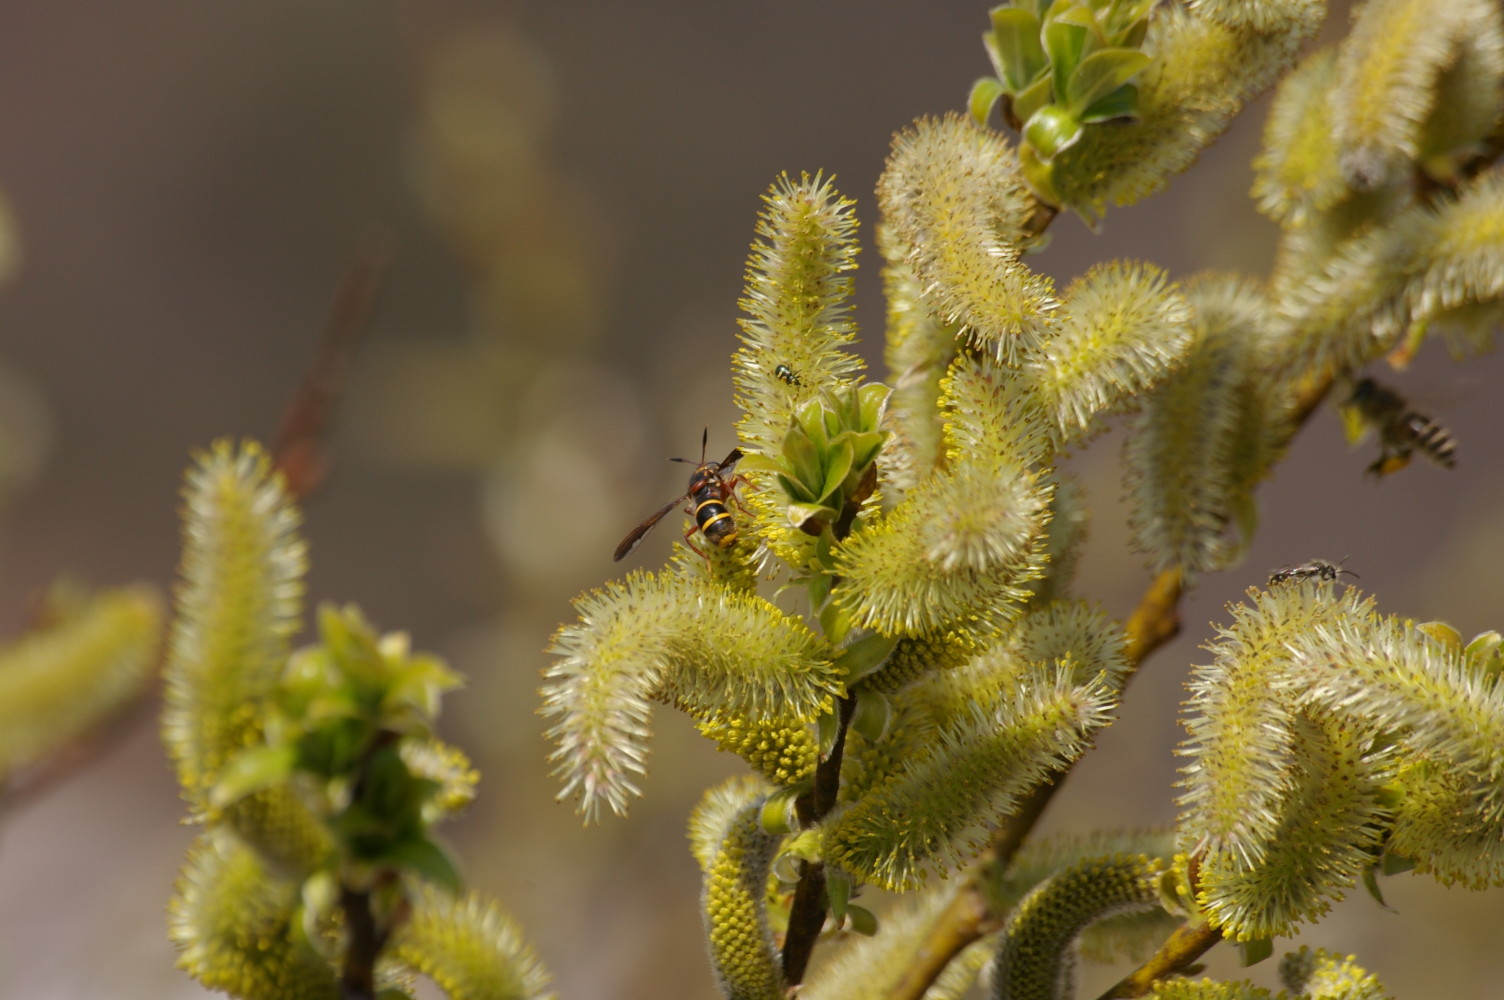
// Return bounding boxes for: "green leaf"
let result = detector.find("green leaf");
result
[1013,73,1056,126]
[759,785,804,835]
[969,76,1008,125]
[1239,937,1273,967]
[1043,9,1092,100]
[987,6,1048,92]
[1023,104,1085,160]
[834,632,899,685]
[1080,82,1139,124]
[818,441,856,506]
[846,904,879,936]
[210,744,299,810]
[380,835,462,894]
[850,690,892,743]
[826,868,853,922]
[1361,865,1396,911]
[1065,48,1148,116]
[788,501,838,532]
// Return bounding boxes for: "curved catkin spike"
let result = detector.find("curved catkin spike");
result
[825,668,1115,890]
[877,114,1057,362]
[1407,170,1504,353]
[832,462,1051,636]
[880,221,960,495]
[1332,0,1504,190]
[388,883,557,1000]
[734,172,864,457]
[0,584,162,781]
[1051,1,1323,220]
[695,787,785,1000]
[1252,48,1345,227]
[168,830,339,1000]
[1288,609,1504,886]
[1013,601,1129,695]
[1024,260,1194,449]
[939,353,1053,470]
[689,775,771,871]
[1193,715,1388,941]
[982,831,1179,967]
[1279,946,1392,999]
[162,440,307,810]
[696,711,817,787]
[1177,584,1372,866]
[541,570,840,822]
[1272,200,1427,373]
[991,854,1164,1000]
[1124,276,1275,575]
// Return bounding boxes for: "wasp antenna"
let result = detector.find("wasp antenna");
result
[700,427,709,463]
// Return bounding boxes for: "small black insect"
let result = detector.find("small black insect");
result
[774,363,803,386]
[613,429,745,562]
[1346,377,1456,477]
[1268,559,1358,587]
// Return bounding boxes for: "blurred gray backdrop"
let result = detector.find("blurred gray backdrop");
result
[0,2,1500,998]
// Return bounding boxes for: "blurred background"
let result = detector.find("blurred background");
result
[0,2,1500,998]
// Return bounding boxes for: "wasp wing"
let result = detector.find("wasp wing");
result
[613,495,686,562]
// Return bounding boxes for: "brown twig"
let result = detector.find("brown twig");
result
[1093,921,1223,1000]
[272,231,394,500]
[338,884,385,1000]
[782,693,857,985]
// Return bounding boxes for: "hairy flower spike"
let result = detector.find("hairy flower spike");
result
[939,353,1053,469]
[878,114,1057,361]
[734,171,864,458]
[1050,0,1323,221]
[0,583,162,781]
[541,570,840,821]
[990,853,1165,1000]
[1178,584,1372,864]
[825,667,1116,889]
[1193,715,1388,940]
[692,782,785,1000]
[880,221,961,495]
[388,883,557,1000]
[1279,946,1392,999]
[163,439,308,809]
[1026,260,1194,448]
[697,711,817,787]
[1125,275,1277,574]
[1252,47,1345,227]
[1332,0,1504,190]
[833,461,1051,636]
[168,831,339,1000]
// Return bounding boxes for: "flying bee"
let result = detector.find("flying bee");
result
[613,429,745,562]
[1268,558,1357,587]
[774,363,803,386]
[1344,377,1457,477]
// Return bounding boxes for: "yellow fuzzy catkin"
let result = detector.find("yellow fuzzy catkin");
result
[543,569,839,821]
[0,583,162,779]
[694,788,784,1000]
[991,853,1164,1000]
[168,831,338,1000]
[163,440,307,809]
[877,114,1057,362]
[390,883,557,1000]
[1052,0,1321,219]
[734,172,864,459]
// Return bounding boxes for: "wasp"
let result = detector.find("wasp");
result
[613,430,745,562]
[1345,377,1456,477]
[774,363,803,386]
[1268,558,1357,587]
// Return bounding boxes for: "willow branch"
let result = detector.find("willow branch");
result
[273,230,394,500]
[1093,921,1223,1000]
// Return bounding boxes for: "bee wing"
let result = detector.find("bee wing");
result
[613,495,686,562]
[716,448,744,473]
